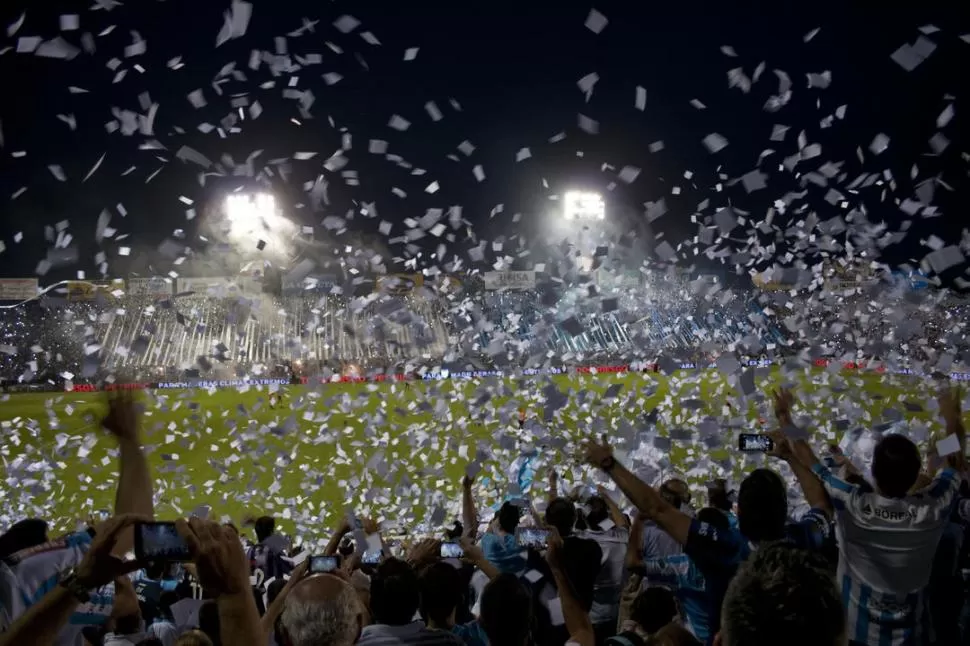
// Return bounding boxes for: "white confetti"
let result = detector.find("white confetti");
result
[869,133,890,155]
[635,86,646,111]
[584,8,608,34]
[333,15,360,34]
[388,114,411,131]
[702,132,729,153]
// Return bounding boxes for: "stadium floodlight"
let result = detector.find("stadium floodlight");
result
[225,192,277,226]
[563,191,605,221]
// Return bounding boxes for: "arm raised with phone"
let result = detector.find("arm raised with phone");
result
[175,517,264,646]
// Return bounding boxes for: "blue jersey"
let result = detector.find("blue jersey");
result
[684,508,831,645]
[642,554,711,643]
[0,530,114,646]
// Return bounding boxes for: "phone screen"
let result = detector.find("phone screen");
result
[516,527,550,550]
[738,433,774,452]
[361,549,383,565]
[440,542,464,559]
[309,555,340,573]
[134,522,192,562]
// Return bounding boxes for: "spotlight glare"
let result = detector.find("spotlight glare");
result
[224,192,277,226]
[563,191,605,221]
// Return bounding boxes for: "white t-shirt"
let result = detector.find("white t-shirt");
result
[580,524,629,624]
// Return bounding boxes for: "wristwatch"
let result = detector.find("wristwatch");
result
[600,456,617,472]
[58,568,92,603]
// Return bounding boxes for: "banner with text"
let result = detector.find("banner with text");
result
[0,278,39,301]
[127,277,174,297]
[67,279,125,302]
[484,271,535,290]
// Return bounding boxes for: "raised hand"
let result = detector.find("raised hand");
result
[76,514,151,589]
[176,517,252,596]
[582,435,614,469]
[458,536,485,565]
[406,538,441,568]
[102,391,141,442]
[545,526,565,569]
[766,429,794,462]
[938,385,963,421]
[771,388,795,424]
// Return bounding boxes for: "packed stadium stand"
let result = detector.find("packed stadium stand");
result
[3,267,969,386]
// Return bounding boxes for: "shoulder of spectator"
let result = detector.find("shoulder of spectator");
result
[958,498,970,523]
[802,507,834,531]
[684,517,742,566]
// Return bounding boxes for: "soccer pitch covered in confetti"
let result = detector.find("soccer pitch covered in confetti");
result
[0,367,947,545]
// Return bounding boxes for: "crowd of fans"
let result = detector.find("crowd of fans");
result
[5,267,970,387]
[1,382,969,646]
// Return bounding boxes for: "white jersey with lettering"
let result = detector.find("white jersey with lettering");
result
[811,463,961,646]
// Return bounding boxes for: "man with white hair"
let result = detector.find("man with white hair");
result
[278,574,364,646]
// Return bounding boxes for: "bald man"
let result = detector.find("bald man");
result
[279,574,364,646]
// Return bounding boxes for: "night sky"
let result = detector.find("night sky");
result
[0,1,967,286]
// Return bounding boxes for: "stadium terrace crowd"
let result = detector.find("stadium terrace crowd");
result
[1,385,969,646]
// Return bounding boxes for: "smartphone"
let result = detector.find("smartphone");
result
[738,433,774,452]
[515,527,550,550]
[309,555,340,574]
[361,549,383,565]
[440,542,464,559]
[134,522,192,562]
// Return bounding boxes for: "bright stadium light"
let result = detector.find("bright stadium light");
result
[214,191,299,260]
[225,192,277,227]
[563,191,605,221]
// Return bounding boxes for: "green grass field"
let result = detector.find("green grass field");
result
[0,367,950,547]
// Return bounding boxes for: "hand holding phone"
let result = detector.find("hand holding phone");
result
[440,542,464,559]
[738,433,774,452]
[134,522,192,562]
[361,549,383,565]
[309,555,340,574]
[515,527,550,550]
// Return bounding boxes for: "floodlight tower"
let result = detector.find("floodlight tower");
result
[562,191,606,222]
[224,192,279,227]
[562,191,605,273]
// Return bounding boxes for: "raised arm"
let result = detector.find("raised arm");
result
[769,388,833,513]
[616,512,646,632]
[583,436,691,545]
[767,429,833,519]
[323,518,351,557]
[462,473,479,539]
[939,385,967,473]
[791,438,860,512]
[625,512,646,570]
[547,528,596,646]
[0,515,148,646]
[460,537,500,581]
[176,518,264,646]
[259,561,308,641]
[596,485,631,529]
[103,392,155,555]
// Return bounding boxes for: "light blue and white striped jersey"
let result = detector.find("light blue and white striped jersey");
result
[811,463,961,646]
[0,529,114,646]
[642,553,711,644]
